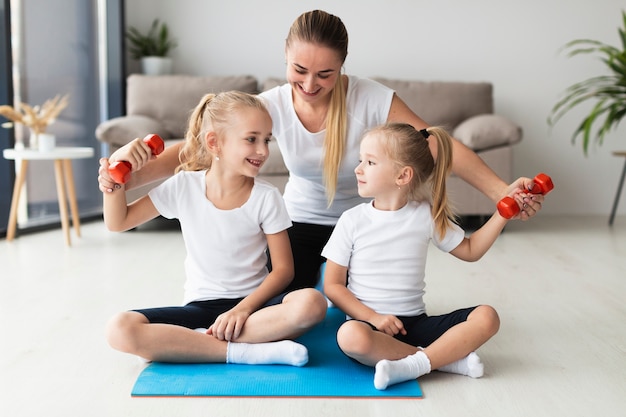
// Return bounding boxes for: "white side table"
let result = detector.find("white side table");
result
[3,146,95,246]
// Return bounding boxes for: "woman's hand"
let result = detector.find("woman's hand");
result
[207,308,251,341]
[504,177,545,221]
[370,313,407,337]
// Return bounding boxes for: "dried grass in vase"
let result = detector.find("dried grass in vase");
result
[0,94,69,134]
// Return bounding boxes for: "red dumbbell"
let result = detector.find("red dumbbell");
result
[108,134,165,184]
[497,173,554,219]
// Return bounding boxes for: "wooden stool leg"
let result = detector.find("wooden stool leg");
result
[6,160,29,241]
[54,159,71,246]
[63,159,81,237]
[609,158,626,226]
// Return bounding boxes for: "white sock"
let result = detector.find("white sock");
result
[226,340,308,367]
[437,352,484,378]
[137,356,152,364]
[374,350,431,390]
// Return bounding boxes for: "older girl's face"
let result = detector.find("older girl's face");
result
[285,40,343,105]
[218,107,273,178]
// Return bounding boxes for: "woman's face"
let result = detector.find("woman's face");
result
[285,40,344,105]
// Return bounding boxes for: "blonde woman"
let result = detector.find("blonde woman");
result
[99,10,544,293]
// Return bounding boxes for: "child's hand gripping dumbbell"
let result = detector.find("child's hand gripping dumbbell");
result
[497,173,554,219]
[108,134,165,184]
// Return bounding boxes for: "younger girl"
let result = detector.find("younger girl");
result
[322,123,514,389]
[99,91,327,366]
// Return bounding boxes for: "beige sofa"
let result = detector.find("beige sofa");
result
[96,74,522,217]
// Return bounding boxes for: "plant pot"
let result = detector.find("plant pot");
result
[141,56,172,75]
[29,130,56,151]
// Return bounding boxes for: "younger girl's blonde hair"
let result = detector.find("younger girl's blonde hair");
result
[286,10,348,205]
[177,91,270,172]
[372,123,457,239]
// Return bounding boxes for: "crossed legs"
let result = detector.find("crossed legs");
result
[106,288,327,365]
[336,305,500,389]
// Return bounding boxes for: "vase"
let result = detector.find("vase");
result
[29,130,56,151]
[141,56,173,75]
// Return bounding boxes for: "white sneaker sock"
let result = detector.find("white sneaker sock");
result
[374,350,431,390]
[437,352,484,378]
[226,340,308,367]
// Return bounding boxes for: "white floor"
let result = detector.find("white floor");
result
[1,215,625,417]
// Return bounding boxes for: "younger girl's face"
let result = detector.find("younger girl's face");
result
[355,133,401,199]
[285,40,343,105]
[218,107,273,178]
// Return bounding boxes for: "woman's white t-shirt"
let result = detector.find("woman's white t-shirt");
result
[260,75,394,226]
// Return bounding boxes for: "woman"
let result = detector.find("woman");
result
[99,10,543,292]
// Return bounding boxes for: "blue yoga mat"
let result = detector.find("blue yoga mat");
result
[131,307,422,398]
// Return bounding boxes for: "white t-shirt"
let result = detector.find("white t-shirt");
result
[321,200,465,317]
[149,171,292,305]
[260,75,394,226]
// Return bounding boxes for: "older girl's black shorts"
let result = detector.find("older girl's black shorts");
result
[132,293,286,330]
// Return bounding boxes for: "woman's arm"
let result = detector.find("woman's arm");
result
[209,230,294,341]
[99,141,184,192]
[387,94,544,219]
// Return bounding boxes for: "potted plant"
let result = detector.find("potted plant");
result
[548,11,626,155]
[126,18,177,75]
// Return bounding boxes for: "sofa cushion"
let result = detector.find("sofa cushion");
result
[453,114,522,151]
[127,74,259,139]
[95,115,170,147]
[372,78,493,130]
[262,78,287,91]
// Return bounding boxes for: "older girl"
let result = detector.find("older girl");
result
[99,91,327,366]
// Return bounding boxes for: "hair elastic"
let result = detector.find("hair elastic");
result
[419,128,430,139]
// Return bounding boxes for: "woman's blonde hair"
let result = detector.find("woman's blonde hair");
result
[286,10,348,205]
[371,123,457,239]
[177,91,270,172]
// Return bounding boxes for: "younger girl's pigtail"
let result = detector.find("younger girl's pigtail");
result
[423,126,456,239]
[178,93,216,172]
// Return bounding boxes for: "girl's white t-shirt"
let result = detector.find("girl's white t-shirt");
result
[322,200,465,317]
[149,171,292,305]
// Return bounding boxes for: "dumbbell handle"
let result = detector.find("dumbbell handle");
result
[108,134,165,184]
[497,173,554,219]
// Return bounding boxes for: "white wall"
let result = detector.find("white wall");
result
[126,0,626,216]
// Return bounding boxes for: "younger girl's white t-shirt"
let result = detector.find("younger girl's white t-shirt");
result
[321,200,465,317]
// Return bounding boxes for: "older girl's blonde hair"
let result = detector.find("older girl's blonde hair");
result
[371,123,457,239]
[177,91,270,172]
[286,10,348,205]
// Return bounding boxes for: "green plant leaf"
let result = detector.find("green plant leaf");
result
[125,18,176,59]
[549,10,626,155]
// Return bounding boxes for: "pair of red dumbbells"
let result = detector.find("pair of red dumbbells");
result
[497,173,554,219]
[108,134,165,184]
[110,134,553,219]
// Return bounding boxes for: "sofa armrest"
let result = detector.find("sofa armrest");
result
[452,114,522,151]
[95,115,170,148]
